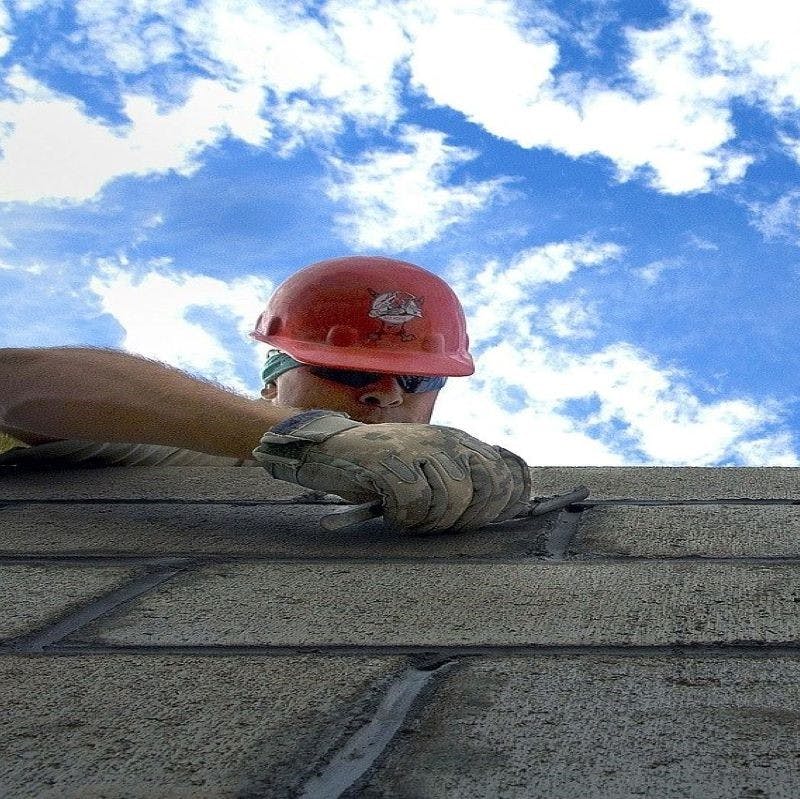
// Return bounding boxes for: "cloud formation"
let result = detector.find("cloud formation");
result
[5,0,800,205]
[749,190,800,244]
[438,241,797,466]
[326,126,511,250]
[0,67,267,203]
[88,257,273,395]
[0,1,11,58]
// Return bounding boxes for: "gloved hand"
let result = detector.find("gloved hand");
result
[252,410,531,533]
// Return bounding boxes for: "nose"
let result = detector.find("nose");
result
[358,375,404,408]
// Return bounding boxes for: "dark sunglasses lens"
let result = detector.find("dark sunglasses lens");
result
[397,375,447,393]
[310,367,447,393]
[309,367,379,388]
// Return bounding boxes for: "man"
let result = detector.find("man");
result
[0,256,530,532]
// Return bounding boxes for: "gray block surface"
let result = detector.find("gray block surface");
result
[6,465,798,502]
[0,565,138,639]
[0,654,401,799]
[532,466,800,499]
[577,504,800,557]
[0,503,551,557]
[353,656,800,799]
[73,561,800,646]
[0,465,308,500]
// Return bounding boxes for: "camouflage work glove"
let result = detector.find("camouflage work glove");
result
[252,410,531,533]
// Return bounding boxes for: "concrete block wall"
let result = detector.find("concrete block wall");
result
[1,466,799,797]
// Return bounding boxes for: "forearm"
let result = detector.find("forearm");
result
[0,347,298,460]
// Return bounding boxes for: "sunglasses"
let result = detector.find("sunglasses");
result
[308,366,447,393]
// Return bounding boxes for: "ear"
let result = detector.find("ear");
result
[261,383,278,401]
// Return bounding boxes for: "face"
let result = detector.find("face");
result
[260,365,440,423]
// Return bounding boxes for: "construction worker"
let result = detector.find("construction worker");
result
[0,256,530,532]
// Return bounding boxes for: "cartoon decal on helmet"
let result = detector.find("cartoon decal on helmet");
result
[367,290,424,342]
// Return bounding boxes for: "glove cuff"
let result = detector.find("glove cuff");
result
[255,410,362,452]
[269,409,350,435]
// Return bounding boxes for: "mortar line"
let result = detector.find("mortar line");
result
[0,497,348,507]
[3,497,800,508]
[0,555,207,566]
[5,553,800,566]
[8,642,800,658]
[296,661,454,799]
[545,508,583,560]
[577,498,800,508]
[4,561,197,652]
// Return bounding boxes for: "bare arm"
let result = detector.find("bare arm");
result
[0,347,300,461]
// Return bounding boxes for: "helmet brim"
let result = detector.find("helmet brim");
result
[257,334,474,377]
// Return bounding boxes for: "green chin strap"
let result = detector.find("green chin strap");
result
[261,349,303,385]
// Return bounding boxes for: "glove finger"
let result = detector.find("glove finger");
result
[454,430,505,461]
[295,457,379,504]
[450,452,514,531]
[375,457,433,530]
[412,456,473,533]
[492,446,532,522]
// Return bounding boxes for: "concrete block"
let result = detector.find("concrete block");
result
[0,465,307,501]
[72,561,800,647]
[576,504,800,557]
[530,466,800,500]
[0,503,552,558]
[0,565,138,639]
[0,654,401,798]
[4,465,799,503]
[353,656,800,799]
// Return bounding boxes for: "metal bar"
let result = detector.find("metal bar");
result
[320,486,590,531]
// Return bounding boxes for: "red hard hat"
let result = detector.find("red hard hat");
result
[250,256,473,376]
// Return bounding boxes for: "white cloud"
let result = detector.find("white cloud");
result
[686,234,719,252]
[403,0,754,193]
[326,125,511,250]
[0,0,411,202]
[733,432,800,467]
[0,67,268,203]
[87,257,273,395]
[545,296,597,339]
[436,241,797,466]
[0,0,11,58]
[74,0,184,73]
[5,0,800,206]
[749,190,800,244]
[71,0,408,140]
[0,257,44,274]
[461,240,622,342]
[682,0,800,114]
[184,0,408,127]
[635,258,683,285]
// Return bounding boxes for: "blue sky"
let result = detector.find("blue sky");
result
[2,0,800,465]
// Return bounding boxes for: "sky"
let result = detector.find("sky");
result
[2,0,800,466]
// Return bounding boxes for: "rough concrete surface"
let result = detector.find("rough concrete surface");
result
[0,502,551,558]
[5,465,799,503]
[0,654,401,799]
[72,561,800,647]
[577,504,800,557]
[352,656,800,799]
[531,466,800,500]
[0,465,306,501]
[4,464,800,799]
[0,564,138,638]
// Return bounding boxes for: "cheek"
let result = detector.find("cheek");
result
[274,372,355,411]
